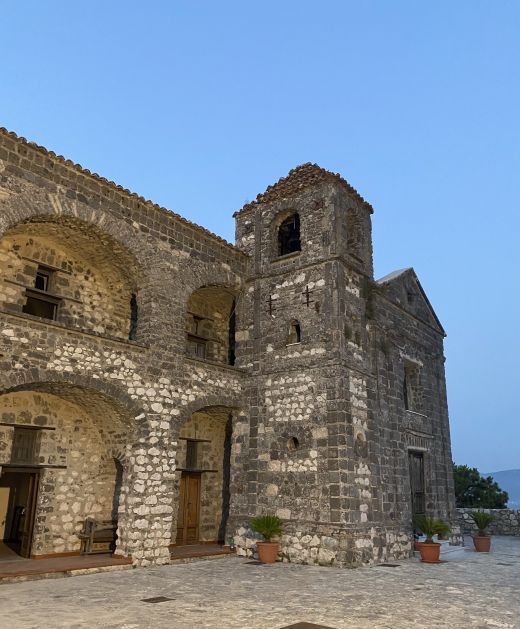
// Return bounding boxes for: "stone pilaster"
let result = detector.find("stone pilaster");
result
[114,413,176,566]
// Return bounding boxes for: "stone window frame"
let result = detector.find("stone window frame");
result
[270,210,302,261]
[22,264,62,322]
[286,319,301,346]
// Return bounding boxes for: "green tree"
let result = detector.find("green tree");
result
[453,464,509,508]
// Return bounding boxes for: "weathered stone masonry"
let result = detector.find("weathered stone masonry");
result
[0,127,459,568]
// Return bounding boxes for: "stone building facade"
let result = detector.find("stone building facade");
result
[0,127,459,568]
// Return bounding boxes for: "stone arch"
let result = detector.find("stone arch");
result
[0,194,160,342]
[109,445,130,469]
[270,209,301,258]
[0,190,154,270]
[0,369,145,421]
[0,377,141,558]
[174,395,242,431]
[171,403,241,547]
[184,283,241,366]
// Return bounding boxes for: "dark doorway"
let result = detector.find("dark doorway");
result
[111,458,124,521]
[0,469,39,559]
[408,451,425,517]
[176,472,201,545]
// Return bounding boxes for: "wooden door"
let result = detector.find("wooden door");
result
[408,451,425,517]
[19,473,39,558]
[176,473,201,545]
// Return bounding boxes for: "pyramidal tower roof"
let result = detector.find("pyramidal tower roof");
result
[236,162,373,215]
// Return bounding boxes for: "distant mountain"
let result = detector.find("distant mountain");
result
[485,469,520,508]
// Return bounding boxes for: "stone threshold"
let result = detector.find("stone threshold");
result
[0,561,133,585]
[170,543,235,563]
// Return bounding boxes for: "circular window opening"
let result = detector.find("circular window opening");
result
[287,436,299,451]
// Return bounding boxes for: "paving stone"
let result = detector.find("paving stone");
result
[0,537,518,629]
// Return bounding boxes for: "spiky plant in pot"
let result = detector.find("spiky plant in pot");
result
[470,511,494,552]
[413,515,451,562]
[250,514,284,563]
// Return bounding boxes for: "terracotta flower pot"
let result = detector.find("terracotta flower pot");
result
[418,542,441,563]
[257,541,279,563]
[473,535,491,552]
[414,541,423,551]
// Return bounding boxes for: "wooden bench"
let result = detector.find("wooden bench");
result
[78,517,118,555]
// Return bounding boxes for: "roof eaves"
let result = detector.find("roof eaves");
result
[0,127,246,256]
[234,163,373,216]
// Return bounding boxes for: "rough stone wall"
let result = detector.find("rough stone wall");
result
[0,128,459,569]
[0,129,246,566]
[0,229,134,339]
[457,508,520,536]
[372,271,460,544]
[231,176,459,566]
[231,182,414,567]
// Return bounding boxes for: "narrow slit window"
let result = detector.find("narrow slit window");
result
[403,360,422,412]
[129,293,138,340]
[186,440,198,470]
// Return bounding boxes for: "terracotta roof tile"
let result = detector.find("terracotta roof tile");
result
[236,162,373,215]
[0,127,243,254]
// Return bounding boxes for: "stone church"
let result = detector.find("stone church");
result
[0,127,460,568]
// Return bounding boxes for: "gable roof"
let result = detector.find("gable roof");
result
[235,162,373,215]
[376,267,446,336]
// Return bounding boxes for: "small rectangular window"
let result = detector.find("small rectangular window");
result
[187,336,207,359]
[185,440,198,470]
[11,428,38,464]
[403,360,422,412]
[23,265,59,321]
[35,269,51,291]
[23,295,58,320]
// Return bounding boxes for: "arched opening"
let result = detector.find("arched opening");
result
[172,407,234,548]
[277,213,301,257]
[0,217,141,341]
[287,319,301,345]
[111,458,124,522]
[186,287,237,366]
[287,436,300,451]
[0,385,131,560]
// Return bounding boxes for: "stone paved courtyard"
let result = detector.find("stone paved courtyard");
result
[0,537,519,629]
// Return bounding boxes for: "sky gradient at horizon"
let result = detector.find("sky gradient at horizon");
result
[1,1,518,471]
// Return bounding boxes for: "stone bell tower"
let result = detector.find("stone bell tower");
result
[229,164,403,566]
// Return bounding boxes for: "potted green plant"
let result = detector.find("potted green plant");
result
[413,515,451,563]
[250,514,284,563]
[470,511,494,552]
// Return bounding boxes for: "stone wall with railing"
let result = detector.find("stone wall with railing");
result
[457,508,520,536]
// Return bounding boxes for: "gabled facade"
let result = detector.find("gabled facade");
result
[0,129,460,568]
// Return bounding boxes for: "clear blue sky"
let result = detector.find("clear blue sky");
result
[1,1,518,472]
